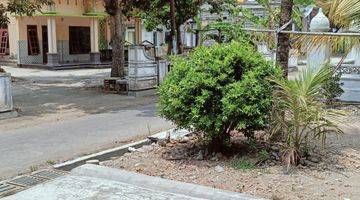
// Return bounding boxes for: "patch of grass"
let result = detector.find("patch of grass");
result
[30,165,38,172]
[46,160,56,165]
[230,159,255,170]
[258,149,269,161]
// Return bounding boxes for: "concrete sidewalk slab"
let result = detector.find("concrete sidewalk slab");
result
[3,164,263,200]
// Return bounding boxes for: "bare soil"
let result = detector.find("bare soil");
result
[103,105,360,200]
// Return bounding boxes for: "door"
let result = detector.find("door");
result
[42,26,48,64]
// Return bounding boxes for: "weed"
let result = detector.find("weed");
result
[46,160,56,165]
[258,149,269,161]
[235,183,245,192]
[30,165,38,172]
[230,159,255,170]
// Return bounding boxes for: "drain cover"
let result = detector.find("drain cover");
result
[8,176,46,187]
[32,170,67,180]
[0,183,22,197]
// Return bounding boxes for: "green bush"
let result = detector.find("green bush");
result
[321,70,344,102]
[158,41,282,151]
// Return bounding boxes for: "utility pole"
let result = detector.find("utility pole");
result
[169,0,177,55]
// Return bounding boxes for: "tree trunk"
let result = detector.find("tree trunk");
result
[176,25,183,54]
[169,0,177,55]
[110,4,125,78]
[195,30,200,47]
[276,0,294,77]
[210,132,230,153]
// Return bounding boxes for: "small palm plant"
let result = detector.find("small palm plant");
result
[269,65,345,166]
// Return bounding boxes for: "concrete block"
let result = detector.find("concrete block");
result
[0,73,13,113]
[71,164,263,200]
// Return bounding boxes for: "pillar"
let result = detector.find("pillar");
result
[288,49,298,72]
[307,8,331,70]
[90,18,101,64]
[134,18,142,45]
[47,17,59,67]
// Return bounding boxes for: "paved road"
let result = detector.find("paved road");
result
[0,104,172,180]
[341,75,360,102]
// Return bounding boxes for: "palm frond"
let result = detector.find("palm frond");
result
[269,64,345,165]
[318,0,360,29]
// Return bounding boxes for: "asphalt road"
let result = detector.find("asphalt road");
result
[0,103,172,180]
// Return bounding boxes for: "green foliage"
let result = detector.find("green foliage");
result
[46,160,56,165]
[270,65,345,166]
[202,22,248,44]
[321,70,344,102]
[230,159,255,170]
[30,165,38,172]
[258,149,269,161]
[141,0,204,31]
[158,41,282,151]
[0,0,53,26]
[103,0,151,17]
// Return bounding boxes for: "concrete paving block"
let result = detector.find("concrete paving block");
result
[71,164,263,200]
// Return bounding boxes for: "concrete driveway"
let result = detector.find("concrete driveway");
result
[0,66,172,180]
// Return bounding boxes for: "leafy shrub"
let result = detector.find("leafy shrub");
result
[321,70,344,102]
[270,65,344,167]
[158,41,282,152]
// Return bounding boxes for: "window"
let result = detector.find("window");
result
[27,25,40,55]
[69,26,90,54]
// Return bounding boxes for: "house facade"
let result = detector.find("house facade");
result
[1,0,170,69]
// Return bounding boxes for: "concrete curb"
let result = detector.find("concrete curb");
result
[0,111,18,120]
[71,164,264,200]
[53,139,152,171]
[53,129,181,171]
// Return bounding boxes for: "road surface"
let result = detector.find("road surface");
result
[0,103,172,180]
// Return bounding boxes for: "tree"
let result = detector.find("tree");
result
[0,0,53,73]
[275,0,315,77]
[275,0,294,77]
[104,0,125,77]
[103,0,150,77]
[141,0,207,54]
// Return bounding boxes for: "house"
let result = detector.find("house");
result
[0,0,169,69]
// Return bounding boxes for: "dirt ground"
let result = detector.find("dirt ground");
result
[103,105,360,200]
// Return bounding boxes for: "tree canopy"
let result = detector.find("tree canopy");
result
[0,0,53,26]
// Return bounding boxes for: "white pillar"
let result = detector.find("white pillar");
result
[288,49,298,69]
[307,9,331,69]
[257,42,272,61]
[90,18,99,53]
[47,17,57,54]
[90,18,101,64]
